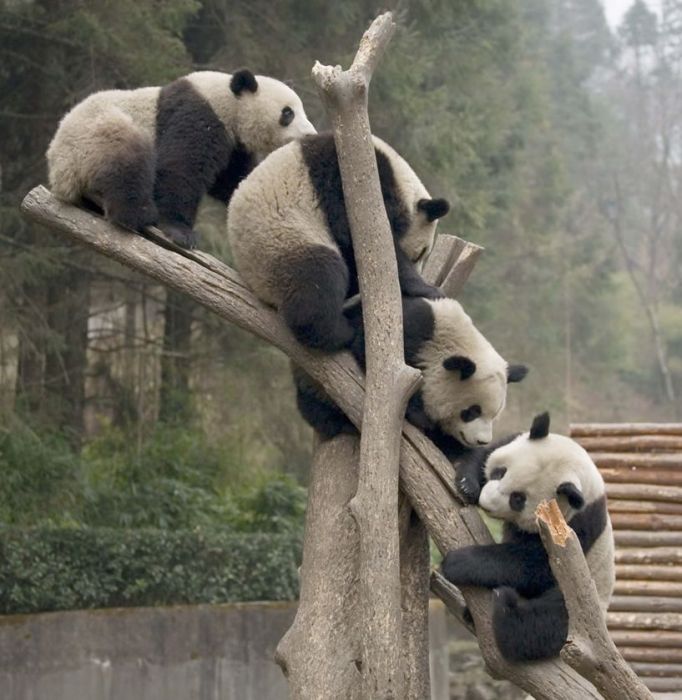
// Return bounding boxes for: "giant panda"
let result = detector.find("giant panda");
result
[47,69,316,248]
[294,296,528,453]
[227,133,451,351]
[442,412,615,662]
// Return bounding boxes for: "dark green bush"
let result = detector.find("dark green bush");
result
[0,527,301,614]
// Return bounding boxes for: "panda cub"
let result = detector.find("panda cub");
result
[442,412,615,662]
[47,70,316,248]
[227,133,451,351]
[294,296,528,453]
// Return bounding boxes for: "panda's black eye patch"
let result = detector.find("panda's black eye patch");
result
[489,467,506,480]
[460,404,482,423]
[280,106,295,127]
[509,491,526,512]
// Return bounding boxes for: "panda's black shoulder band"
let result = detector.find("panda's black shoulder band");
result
[231,69,258,96]
[529,411,550,440]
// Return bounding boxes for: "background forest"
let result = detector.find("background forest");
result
[0,0,680,569]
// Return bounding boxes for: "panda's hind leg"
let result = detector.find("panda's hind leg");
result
[279,246,354,352]
[492,586,568,662]
[90,129,158,233]
[292,364,356,439]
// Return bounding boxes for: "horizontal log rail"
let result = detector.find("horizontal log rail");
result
[571,423,682,437]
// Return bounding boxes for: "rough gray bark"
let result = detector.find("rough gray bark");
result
[536,499,654,700]
[21,185,605,700]
[398,497,431,700]
[311,14,417,697]
[275,434,362,698]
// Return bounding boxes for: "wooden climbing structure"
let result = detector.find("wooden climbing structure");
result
[571,422,682,694]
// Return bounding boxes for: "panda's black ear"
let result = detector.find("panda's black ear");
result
[507,364,529,383]
[557,482,585,510]
[231,69,258,96]
[443,355,476,380]
[417,198,450,222]
[528,411,550,440]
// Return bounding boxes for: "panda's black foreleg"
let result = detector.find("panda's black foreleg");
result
[441,540,554,596]
[91,138,158,233]
[153,166,203,249]
[279,246,355,352]
[292,365,356,440]
[492,586,568,661]
[394,246,443,299]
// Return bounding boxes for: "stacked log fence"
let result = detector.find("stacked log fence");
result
[571,422,682,693]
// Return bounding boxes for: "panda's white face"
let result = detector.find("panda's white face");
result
[238,76,316,161]
[478,424,603,532]
[187,71,316,162]
[442,372,507,447]
[417,299,525,447]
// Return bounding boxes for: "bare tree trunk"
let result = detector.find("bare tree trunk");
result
[312,14,420,697]
[14,278,46,416]
[606,178,676,405]
[158,288,193,424]
[399,498,431,699]
[43,255,91,448]
[276,434,362,698]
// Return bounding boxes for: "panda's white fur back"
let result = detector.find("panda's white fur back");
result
[228,141,335,307]
[227,134,438,309]
[47,86,160,201]
[47,71,315,208]
[419,298,508,438]
[372,138,432,262]
[587,518,615,612]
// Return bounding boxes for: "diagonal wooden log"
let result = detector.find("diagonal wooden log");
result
[311,13,416,697]
[21,186,603,699]
[537,500,653,700]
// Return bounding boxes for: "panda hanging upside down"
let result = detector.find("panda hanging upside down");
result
[443,412,615,662]
[293,296,528,453]
[47,69,316,249]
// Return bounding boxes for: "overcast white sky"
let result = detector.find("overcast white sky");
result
[602,0,663,28]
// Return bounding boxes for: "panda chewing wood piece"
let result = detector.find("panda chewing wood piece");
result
[442,412,615,662]
[47,70,316,249]
[227,133,451,351]
[294,296,528,453]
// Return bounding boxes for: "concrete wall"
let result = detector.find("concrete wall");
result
[0,600,450,700]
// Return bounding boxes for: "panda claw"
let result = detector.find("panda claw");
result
[456,475,480,504]
[494,587,520,611]
[161,223,198,250]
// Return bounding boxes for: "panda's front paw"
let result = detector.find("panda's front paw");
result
[161,223,198,249]
[493,586,520,612]
[455,472,481,505]
[441,546,478,586]
[405,281,444,300]
[419,284,445,300]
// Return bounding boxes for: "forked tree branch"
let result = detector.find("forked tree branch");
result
[312,12,419,697]
[21,186,603,699]
[537,500,653,700]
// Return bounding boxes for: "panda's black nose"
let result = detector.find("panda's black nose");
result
[476,439,487,445]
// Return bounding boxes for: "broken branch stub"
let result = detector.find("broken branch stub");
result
[537,500,653,700]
